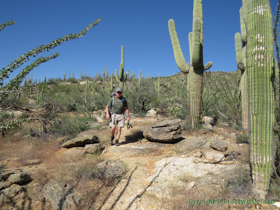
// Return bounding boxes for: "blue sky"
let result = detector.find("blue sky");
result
[1,0,279,84]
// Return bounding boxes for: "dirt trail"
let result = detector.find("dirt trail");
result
[1,116,279,210]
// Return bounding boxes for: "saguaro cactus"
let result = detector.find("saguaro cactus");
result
[115,46,129,88]
[246,0,275,199]
[235,0,249,131]
[168,0,212,128]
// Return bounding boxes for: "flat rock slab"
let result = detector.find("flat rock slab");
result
[103,143,170,157]
[174,138,208,153]
[61,135,99,148]
[143,119,182,143]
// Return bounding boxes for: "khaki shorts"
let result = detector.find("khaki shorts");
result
[109,113,125,128]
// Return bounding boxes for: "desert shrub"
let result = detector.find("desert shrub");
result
[236,133,249,144]
[222,169,251,198]
[167,106,187,119]
[49,83,73,95]
[0,91,28,110]
[49,115,93,139]
[68,77,78,84]
[47,77,61,85]
[201,71,241,124]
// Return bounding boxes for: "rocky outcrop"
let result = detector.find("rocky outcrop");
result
[43,181,73,210]
[92,160,127,182]
[61,135,99,148]
[143,119,182,143]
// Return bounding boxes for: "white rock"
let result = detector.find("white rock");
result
[146,109,157,117]
[204,151,224,161]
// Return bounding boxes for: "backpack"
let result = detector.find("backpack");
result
[109,92,126,115]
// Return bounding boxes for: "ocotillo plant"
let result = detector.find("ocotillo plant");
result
[0,18,102,104]
[115,46,129,88]
[0,18,102,135]
[235,0,249,131]
[168,0,212,128]
[246,0,275,199]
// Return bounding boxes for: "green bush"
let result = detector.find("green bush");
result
[236,133,249,144]
[49,115,93,139]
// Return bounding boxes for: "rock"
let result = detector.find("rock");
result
[7,110,24,118]
[0,184,24,202]
[201,116,216,125]
[61,135,99,148]
[0,181,12,190]
[8,172,32,185]
[202,123,213,131]
[146,109,157,117]
[96,81,102,85]
[43,182,73,210]
[62,191,84,210]
[204,151,225,161]
[186,181,196,190]
[24,159,42,165]
[84,143,105,154]
[174,138,207,152]
[210,140,228,152]
[92,160,127,182]
[143,119,182,143]
[0,171,15,181]
[145,156,238,198]
[228,132,236,139]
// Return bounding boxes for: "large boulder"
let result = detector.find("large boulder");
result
[143,119,182,143]
[61,135,99,148]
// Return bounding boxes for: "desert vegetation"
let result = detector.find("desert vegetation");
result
[1,0,280,208]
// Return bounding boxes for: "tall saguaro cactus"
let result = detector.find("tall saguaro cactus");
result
[235,0,249,131]
[168,0,212,128]
[246,0,275,199]
[115,46,129,88]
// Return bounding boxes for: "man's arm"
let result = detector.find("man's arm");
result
[106,106,110,119]
[125,107,130,121]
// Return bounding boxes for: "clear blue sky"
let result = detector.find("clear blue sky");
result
[1,0,279,84]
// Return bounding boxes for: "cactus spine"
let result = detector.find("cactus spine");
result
[168,0,212,128]
[115,46,129,88]
[245,0,275,199]
[235,0,249,131]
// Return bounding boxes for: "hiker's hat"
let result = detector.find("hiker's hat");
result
[115,87,122,92]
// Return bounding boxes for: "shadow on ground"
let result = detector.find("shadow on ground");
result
[122,131,144,145]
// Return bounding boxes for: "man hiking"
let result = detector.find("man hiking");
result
[106,87,130,146]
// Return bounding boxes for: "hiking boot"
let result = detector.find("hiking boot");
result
[110,135,114,145]
[115,139,120,146]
